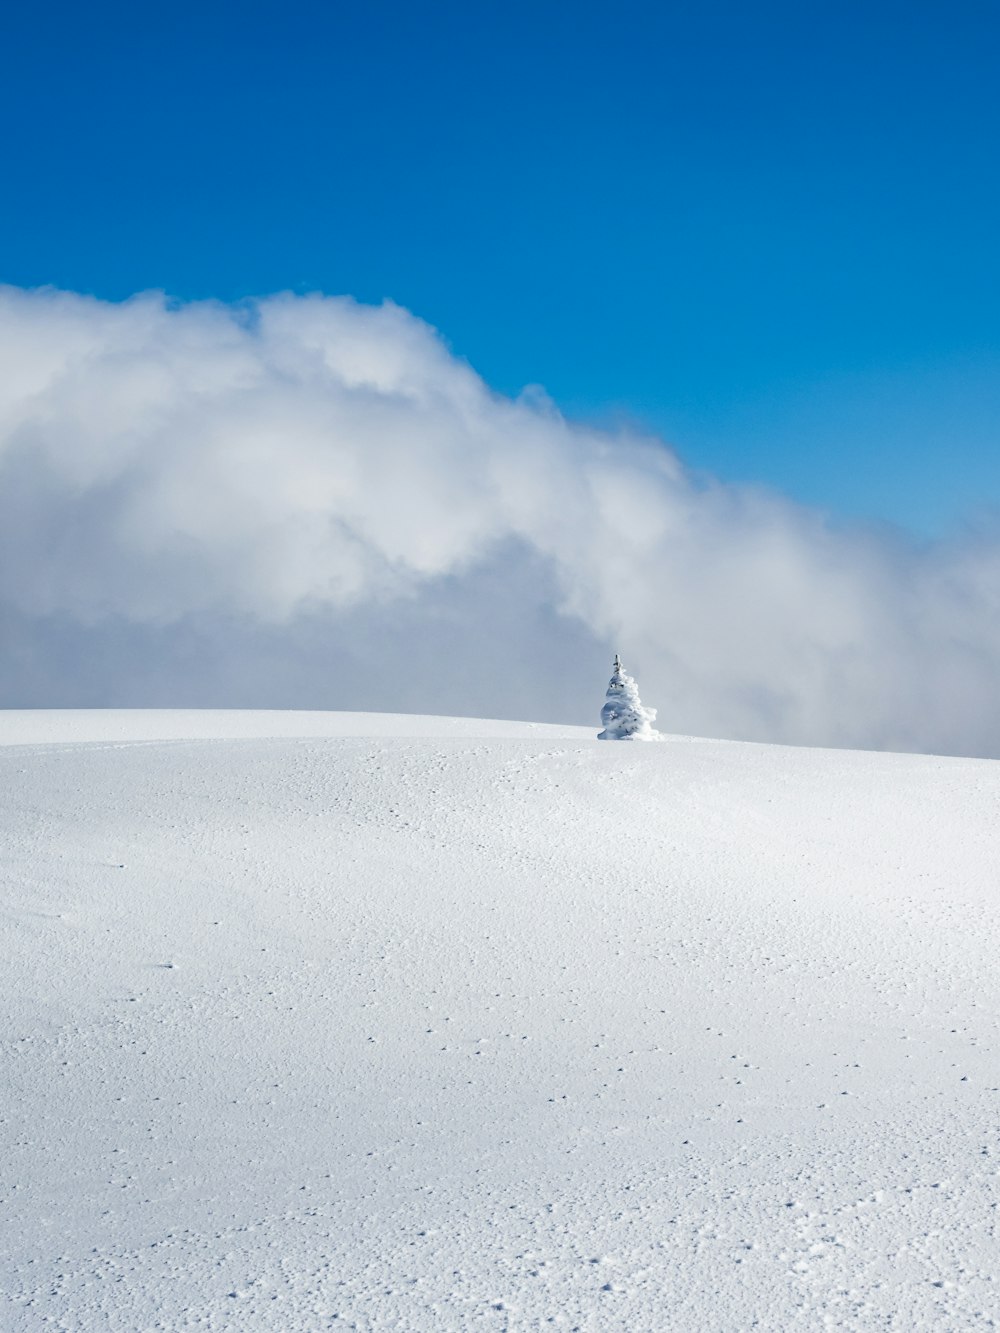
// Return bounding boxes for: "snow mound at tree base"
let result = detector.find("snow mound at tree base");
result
[1,710,997,1330]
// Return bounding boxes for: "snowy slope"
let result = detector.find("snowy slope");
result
[2,710,999,1331]
[0,708,594,747]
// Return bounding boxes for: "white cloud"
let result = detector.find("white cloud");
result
[2,283,1000,757]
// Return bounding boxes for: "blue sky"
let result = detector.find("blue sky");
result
[3,0,999,534]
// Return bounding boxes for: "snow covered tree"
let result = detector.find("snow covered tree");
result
[598,654,660,741]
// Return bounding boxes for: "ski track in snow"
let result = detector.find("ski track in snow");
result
[1,710,999,1330]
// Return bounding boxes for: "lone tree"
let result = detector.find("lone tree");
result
[598,654,660,741]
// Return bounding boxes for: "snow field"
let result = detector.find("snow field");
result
[1,711,999,1330]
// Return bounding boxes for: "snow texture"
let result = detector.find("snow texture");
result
[598,655,660,740]
[2,708,999,1330]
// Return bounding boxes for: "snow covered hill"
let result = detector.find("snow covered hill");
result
[2,710,998,1331]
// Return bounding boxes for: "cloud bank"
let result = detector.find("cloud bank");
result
[2,284,1000,757]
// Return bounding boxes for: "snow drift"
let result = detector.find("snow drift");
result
[1,709,997,1330]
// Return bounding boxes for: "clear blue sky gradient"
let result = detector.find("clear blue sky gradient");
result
[4,0,999,533]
